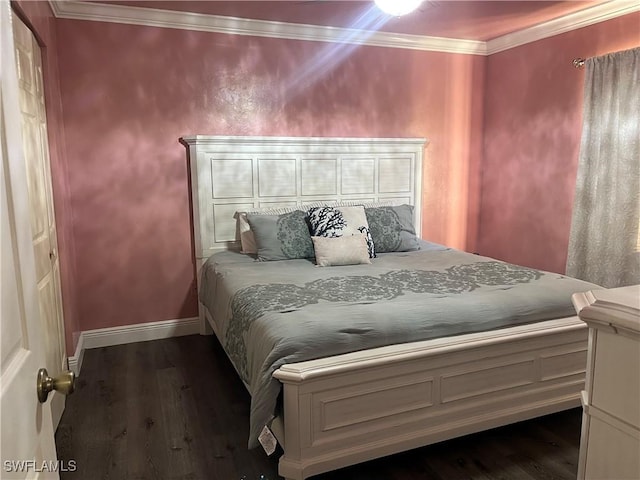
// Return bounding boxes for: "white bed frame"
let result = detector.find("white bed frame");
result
[181,135,587,480]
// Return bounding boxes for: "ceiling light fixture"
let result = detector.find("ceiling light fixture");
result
[374,0,422,16]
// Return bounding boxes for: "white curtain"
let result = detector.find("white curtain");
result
[566,47,640,288]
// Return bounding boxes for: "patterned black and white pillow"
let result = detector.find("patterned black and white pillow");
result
[308,206,376,258]
[307,207,346,238]
[358,226,376,258]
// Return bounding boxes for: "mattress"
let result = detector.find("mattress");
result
[199,241,598,448]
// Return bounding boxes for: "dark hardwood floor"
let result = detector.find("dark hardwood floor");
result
[56,335,582,480]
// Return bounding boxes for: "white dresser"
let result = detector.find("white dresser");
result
[572,285,640,480]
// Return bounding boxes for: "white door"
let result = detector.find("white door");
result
[1,3,59,479]
[12,12,67,428]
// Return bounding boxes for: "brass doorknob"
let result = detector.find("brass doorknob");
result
[37,368,75,403]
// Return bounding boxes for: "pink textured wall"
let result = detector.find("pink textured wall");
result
[13,2,80,354]
[18,6,640,343]
[55,19,485,331]
[478,13,640,274]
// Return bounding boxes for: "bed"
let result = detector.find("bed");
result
[181,135,596,480]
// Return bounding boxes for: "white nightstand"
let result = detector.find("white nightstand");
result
[572,285,640,480]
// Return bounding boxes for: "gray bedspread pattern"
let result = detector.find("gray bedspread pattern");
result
[200,245,597,448]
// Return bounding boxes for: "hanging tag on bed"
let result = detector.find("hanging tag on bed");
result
[258,425,278,456]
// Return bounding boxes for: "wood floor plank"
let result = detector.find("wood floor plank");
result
[125,341,167,480]
[527,423,580,472]
[56,336,582,480]
[468,439,538,480]
[421,441,495,480]
[155,368,192,478]
[171,336,257,479]
[62,345,130,479]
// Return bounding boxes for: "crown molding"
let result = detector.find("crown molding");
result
[49,0,638,56]
[486,0,640,55]
[48,1,486,55]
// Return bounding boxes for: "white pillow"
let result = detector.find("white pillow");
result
[235,211,258,254]
[312,234,371,267]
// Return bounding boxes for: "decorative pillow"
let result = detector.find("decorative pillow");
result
[246,211,314,261]
[312,235,371,267]
[237,207,309,254]
[364,204,419,253]
[236,201,393,254]
[308,205,375,258]
[307,206,346,237]
[235,211,258,254]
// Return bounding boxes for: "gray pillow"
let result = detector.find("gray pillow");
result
[364,205,419,253]
[246,211,314,261]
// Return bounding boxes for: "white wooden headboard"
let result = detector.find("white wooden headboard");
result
[181,136,426,260]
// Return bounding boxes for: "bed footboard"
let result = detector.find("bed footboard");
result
[273,317,587,480]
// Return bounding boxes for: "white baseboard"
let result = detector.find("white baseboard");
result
[67,332,85,376]
[67,317,199,376]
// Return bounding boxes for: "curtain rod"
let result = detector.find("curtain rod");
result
[574,48,638,68]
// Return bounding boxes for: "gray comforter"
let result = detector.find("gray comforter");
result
[200,242,598,448]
